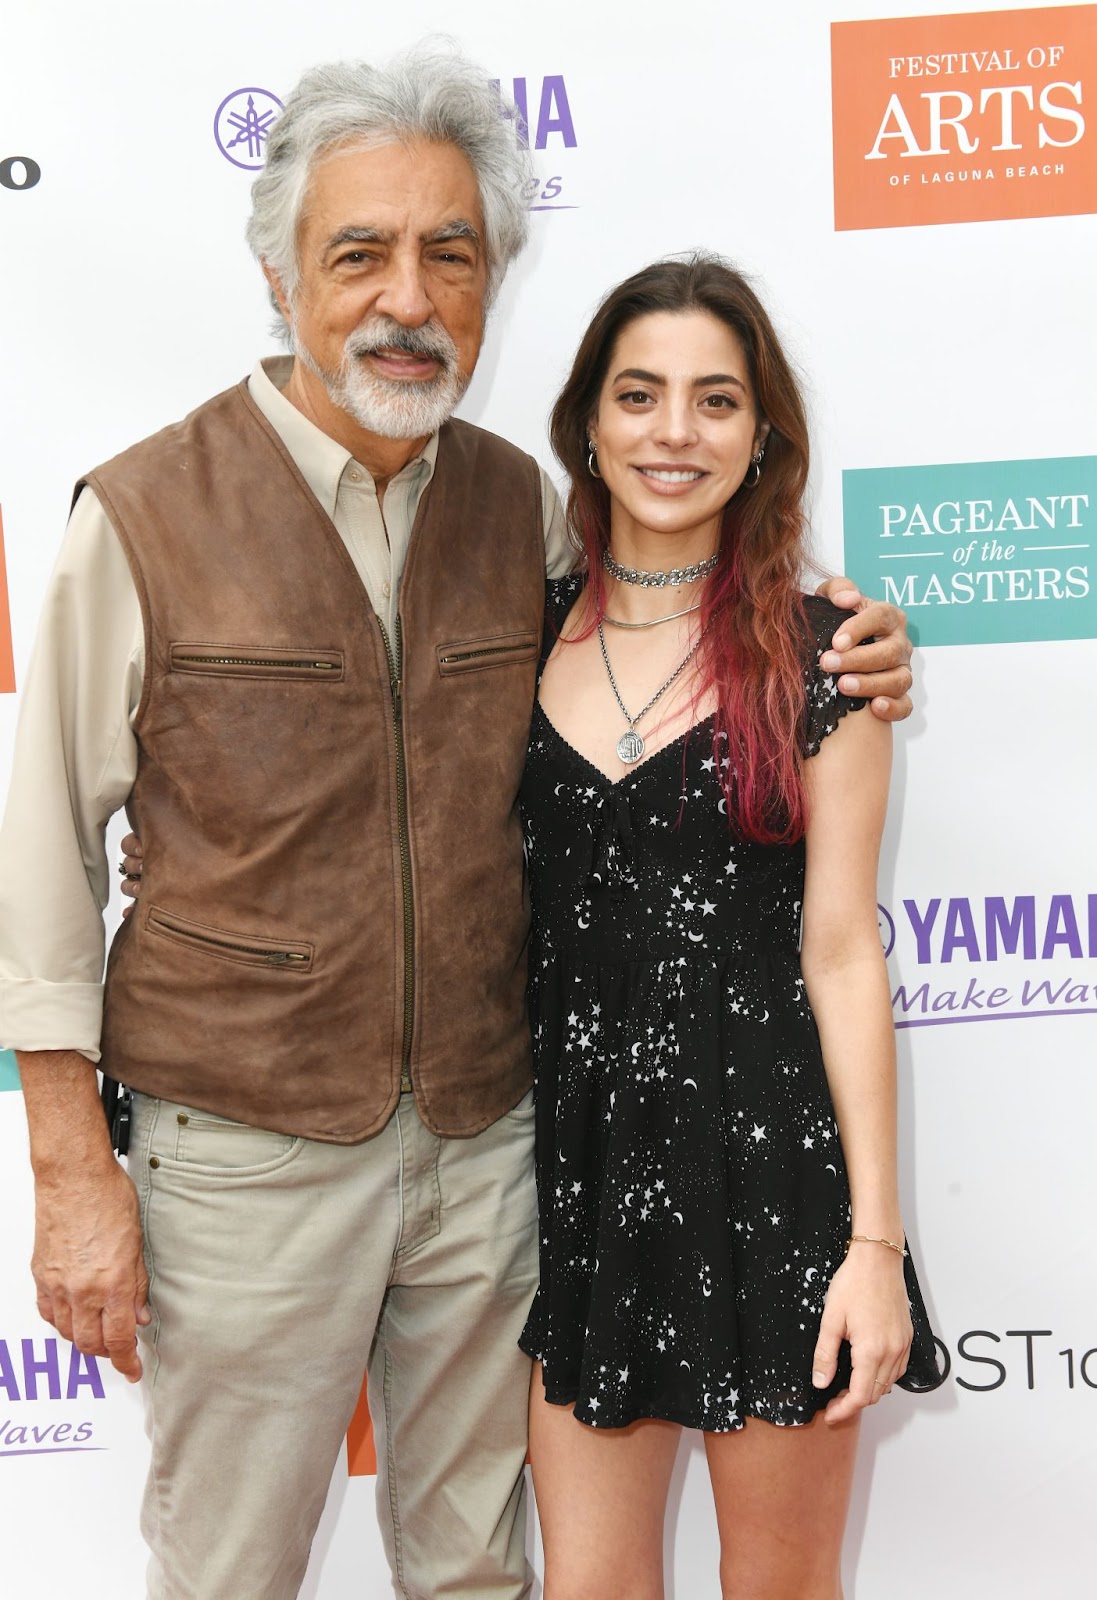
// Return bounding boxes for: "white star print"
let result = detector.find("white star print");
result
[751,1124,767,1143]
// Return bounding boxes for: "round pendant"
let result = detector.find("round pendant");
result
[617,729,646,764]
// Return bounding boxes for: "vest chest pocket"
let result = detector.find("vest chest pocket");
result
[169,643,344,681]
[147,906,314,972]
[436,630,539,677]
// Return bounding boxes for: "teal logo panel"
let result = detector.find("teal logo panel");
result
[842,456,1096,646]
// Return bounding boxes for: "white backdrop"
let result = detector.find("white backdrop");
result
[1,2,1094,1595]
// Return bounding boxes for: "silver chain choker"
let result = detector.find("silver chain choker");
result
[603,550,719,588]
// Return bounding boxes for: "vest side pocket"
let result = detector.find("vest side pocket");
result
[169,643,344,681]
[146,905,314,973]
[436,631,539,676]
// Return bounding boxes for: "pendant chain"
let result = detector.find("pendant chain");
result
[597,620,703,764]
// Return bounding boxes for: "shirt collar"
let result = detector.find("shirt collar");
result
[248,356,439,518]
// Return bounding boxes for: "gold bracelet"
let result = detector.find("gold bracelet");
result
[847,1233,907,1257]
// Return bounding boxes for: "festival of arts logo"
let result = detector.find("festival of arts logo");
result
[878,891,1097,1027]
[0,1336,107,1457]
[842,455,1095,646]
[213,87,284,170]
[831,5,1097,229]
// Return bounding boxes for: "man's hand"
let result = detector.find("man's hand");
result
[119,832,143,917]
[816,576,914,723]
[19,1050,150,1382]
[32,1159,150,1382]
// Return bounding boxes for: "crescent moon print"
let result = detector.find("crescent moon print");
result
[518,595,942,1431]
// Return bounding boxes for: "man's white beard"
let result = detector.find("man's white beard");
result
[292,313,469,440]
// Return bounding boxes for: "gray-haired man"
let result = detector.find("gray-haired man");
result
[0,45,913,1600]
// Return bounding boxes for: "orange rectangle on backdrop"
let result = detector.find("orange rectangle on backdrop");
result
[346,1371,377,1477]
[0,508,16,693]
[832,5,1097,229]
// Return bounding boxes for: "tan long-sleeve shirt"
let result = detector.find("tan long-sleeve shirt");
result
[0,356,574,1061]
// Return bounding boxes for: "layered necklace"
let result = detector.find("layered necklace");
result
[601,549,714,631]
[598,550,711,764]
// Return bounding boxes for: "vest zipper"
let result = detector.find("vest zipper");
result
[438,644,530,665]
[174,654,337,671]
[379,616,415,1096]
[215,943,309,962]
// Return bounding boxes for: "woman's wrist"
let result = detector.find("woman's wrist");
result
[846,1231,906,1258]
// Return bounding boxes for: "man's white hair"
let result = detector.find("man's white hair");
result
[247,42,533,328]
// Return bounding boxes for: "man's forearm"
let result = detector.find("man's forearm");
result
[18,1050,116,1177]
[18,1048,149,1381]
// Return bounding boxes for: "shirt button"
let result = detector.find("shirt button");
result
[382,581,392,598]
[348,469,361,483]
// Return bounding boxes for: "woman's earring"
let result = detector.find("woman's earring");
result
[744,446,765,488]
[587,441,602,479]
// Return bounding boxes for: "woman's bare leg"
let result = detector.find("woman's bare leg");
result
[529,1364,682,1600]
[704,1412,860,1600]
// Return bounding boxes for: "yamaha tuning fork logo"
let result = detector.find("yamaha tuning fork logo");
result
[213,87,284,169]
[210,74,581,209]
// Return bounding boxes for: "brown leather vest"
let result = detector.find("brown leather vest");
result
[83,381,545,1142]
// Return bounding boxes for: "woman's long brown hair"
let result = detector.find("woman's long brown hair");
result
[550,255,815,843]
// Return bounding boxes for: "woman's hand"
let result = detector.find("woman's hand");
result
[810,1245,913,1425]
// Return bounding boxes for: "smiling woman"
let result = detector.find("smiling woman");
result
[520,255,943,1600]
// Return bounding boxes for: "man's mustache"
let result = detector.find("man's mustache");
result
[346,319,458,370]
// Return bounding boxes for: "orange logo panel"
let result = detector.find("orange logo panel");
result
[832,6,1097,229]
[346,1372,377,1476]
[345,1372,531,1477]
[0,509,16,693]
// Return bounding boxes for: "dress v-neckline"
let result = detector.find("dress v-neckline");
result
[533,700,717,790]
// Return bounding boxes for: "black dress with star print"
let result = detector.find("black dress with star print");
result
[518,578,943,1430]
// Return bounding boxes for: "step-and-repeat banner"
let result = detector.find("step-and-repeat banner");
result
[1,2,1093,1595]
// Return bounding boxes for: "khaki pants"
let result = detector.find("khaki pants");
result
[130,1088,539,1600]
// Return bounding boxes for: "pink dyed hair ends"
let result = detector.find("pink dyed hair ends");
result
[550,255,814,844]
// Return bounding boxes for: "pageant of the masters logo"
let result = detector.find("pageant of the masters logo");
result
[831,5,1097,230]
[842,455,1095,646]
